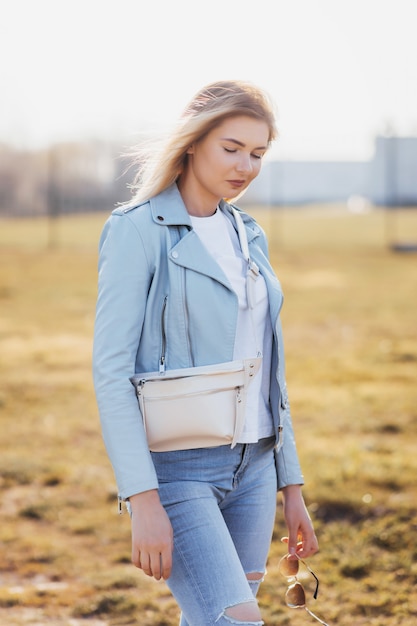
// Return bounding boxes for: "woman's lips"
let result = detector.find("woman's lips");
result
[227,180,246,188]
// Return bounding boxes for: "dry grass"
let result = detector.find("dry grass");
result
[0,206,416,625]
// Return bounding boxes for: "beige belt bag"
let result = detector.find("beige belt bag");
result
[130,357,261,452]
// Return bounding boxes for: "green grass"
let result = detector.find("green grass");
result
[1,206,416,625]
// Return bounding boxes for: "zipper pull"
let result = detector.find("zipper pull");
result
[249,260,259,278]
[159,355,165,373]
[275,426,284,452]
[137,379,146,395]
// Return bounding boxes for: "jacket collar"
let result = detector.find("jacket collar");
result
[148,184,260,245]
[149,184,193,226]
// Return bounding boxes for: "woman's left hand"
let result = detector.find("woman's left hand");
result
[280,484,319,559]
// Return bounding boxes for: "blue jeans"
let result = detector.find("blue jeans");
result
[151,436,277,625]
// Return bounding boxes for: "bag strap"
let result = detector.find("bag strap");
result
[231,207,250,258]
[231,209,284,447]
[231,207,262,357]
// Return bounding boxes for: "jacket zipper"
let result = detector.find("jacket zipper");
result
[159,295,168,373]
[183,291,193,366]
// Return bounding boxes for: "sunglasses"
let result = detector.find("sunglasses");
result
[279,554,330,625]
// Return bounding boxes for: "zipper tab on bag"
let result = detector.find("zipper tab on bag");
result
[118,496,124,515]
[231,386,243,449]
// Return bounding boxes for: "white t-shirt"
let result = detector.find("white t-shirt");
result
[190,208,274,442]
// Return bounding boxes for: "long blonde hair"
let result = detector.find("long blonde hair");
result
[127,80,278,205]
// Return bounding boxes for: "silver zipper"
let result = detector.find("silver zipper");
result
[159,296,168,373]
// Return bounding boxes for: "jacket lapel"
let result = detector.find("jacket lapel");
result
[149,184,281,303]
[169,229,232,289]
[149,185,233,289]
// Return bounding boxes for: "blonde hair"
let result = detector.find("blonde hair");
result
[127,80,278,204]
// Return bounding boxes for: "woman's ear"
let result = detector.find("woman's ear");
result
[186,144,194,155]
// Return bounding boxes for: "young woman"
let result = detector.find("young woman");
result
[93,80,319,625]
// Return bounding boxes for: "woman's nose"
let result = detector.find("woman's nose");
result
[236,153,253,173]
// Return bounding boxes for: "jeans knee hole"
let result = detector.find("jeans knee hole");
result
[246,572,264,584]
[223,600,262,624]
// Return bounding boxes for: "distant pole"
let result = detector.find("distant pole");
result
[384,135,398,249]
[47,146,60,248]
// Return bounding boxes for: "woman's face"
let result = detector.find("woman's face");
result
[182,115,270,205]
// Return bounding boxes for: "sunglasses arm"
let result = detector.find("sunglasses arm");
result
[304,606,329,625]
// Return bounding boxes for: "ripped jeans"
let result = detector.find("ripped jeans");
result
[151,436,277,626]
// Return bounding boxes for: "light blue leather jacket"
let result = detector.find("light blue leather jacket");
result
[93,184,304,499]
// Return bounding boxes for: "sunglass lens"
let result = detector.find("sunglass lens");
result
[279,555,299,577]
[286,581,306,608]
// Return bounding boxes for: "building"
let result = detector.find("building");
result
[240,136,417,207]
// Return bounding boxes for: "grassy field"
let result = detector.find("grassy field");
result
[0,206,416,625]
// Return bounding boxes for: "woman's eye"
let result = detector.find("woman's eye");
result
[251,153,263,160]
[224,147,237,153]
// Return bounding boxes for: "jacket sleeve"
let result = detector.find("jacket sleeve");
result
[274,316,305,489]
[92,213,159,499]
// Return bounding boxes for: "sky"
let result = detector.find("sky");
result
[1,0,416,161]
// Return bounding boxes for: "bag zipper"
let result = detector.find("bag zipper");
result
[144,385,242,401]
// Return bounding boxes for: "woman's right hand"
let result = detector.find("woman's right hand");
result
[129,489,174,580]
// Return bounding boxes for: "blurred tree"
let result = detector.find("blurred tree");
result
[0,140,133,217]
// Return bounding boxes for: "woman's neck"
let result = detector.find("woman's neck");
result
[177,177,219,217]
